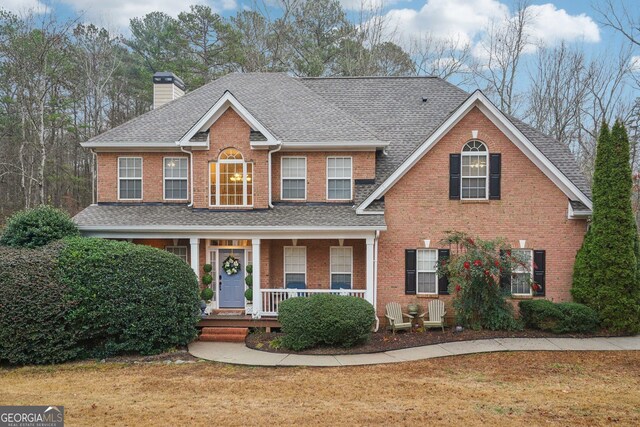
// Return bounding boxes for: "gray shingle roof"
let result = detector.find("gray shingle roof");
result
[89,73,383,145]
[74,203,386,230]
[300,77,591,204]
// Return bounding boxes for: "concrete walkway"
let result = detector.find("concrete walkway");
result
[188,335,640,367]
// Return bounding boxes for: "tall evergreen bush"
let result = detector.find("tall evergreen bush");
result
[572,121,640,333]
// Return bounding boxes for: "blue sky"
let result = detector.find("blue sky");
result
[1,0,634,62]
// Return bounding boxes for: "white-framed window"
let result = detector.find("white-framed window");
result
[284,246,306,288]
[330,247,353,289]
[209,148,253,206]
[461,140,488,200]
[511,249,533,295]
[118,157,142,200]
[165,246,188,263]
[327,157,352,200]
[281,157,306,200]
[163,157,188,200]
[417,249,438,295]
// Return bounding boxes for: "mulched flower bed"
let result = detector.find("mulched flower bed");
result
[245,329,623,355]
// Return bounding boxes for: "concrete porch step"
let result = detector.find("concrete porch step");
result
[199,327,248,343]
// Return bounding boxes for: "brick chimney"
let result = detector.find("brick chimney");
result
[152,72,185,109]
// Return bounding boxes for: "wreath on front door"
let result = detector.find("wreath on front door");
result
[222,255,241,275]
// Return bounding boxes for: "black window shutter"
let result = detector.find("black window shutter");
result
[405,249,417,295]
[449,154,461,200]
[438,249,450,294]
[533,250,546,296]
[499,249,511,291]
[489,153,501,200]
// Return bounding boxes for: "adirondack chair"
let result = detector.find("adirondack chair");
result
[423,300,446,332]
[385,302,413,334]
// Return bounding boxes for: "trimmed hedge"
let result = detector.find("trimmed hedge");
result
[57,238,200,358]
[519,300,599,334]
[0,243,80,364]
[278,294,375,351]
[0,238,200,364]
[0,205,79,248]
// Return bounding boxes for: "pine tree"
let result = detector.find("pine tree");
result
[572,120,640,333]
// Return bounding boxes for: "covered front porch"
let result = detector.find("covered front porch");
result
[126,232,378,319]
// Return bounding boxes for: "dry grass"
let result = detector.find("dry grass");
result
[1,351,639,426]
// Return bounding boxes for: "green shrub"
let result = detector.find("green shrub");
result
[245,274,253,287]
[56,238,200,358]
[0,205,79,248]
[201,288,214,301]
[519,300,599,334]
[203,264,212,273]
[278,294,375,351]
[202,274,213,285]
[0,243,80,364]
[572,121,640,333]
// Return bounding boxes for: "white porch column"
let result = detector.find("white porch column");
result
[252,238,262,319]
[365,236,375,306]
[189,237,200,279]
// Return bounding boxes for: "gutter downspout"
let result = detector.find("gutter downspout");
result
[179,144,194,207]
[90,148,97,205]
[268,141,283,208]
[373,229,380,332]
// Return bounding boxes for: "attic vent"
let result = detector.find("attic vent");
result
[422,97,428,103]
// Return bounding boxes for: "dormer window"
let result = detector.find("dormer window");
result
[209,148,253,206]
[461,140,488,200]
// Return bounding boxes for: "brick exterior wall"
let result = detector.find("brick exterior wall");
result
[375,106,588,317]
[97,153,189,203]
[271,151,376,202]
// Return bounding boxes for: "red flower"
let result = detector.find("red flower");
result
[466,238,475,246]
[532,283,541,292]
[463,261,470,269]
[484,269,490,276]
[473,259,482,267]
[441,260,447,266]
[494,260,500,267]
[455,284,462,292]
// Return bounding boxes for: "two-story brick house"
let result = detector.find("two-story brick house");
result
[75,72,592,324]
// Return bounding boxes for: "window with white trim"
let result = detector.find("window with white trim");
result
[165,246,188,263]
[330,247,353,289]
[209,148,253,206]
[511,249,533,295]
[281,157,306,200]
[284,246,306,288]
[164,157,188,200]
[417,249,438,295]
[461,140,488,199]
[327,157,352,200]
[118,157,142,200]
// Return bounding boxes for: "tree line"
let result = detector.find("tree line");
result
[0,0,638,221]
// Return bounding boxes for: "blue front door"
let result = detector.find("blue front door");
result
[218,250,245,308]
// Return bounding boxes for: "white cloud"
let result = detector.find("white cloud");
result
[526,3,600,45]
[59,0,238,30]
[381,0,600,52]
[1,0,48,14]
[339,0,400,11]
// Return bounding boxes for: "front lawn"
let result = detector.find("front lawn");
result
[1,351,639,426]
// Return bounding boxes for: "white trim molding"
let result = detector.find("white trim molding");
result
[179,91,280,147]
[356,90,592,214]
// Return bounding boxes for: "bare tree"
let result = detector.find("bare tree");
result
[410,33,474,82]
[473,0,533,115]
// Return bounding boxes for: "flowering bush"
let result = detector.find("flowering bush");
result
[438,231,526,330]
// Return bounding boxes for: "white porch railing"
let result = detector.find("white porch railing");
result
[260,288,366,317]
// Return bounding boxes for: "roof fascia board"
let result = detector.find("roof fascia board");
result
[281,141,387,151]
[356,90,592,213]
[81,142,179,149]
[179,91,279,147]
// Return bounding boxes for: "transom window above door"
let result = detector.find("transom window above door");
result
[210,148,253,206]
[461,140,488,200]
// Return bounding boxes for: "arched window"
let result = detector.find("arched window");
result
[461,140,488,199]
[210,148,253,206]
